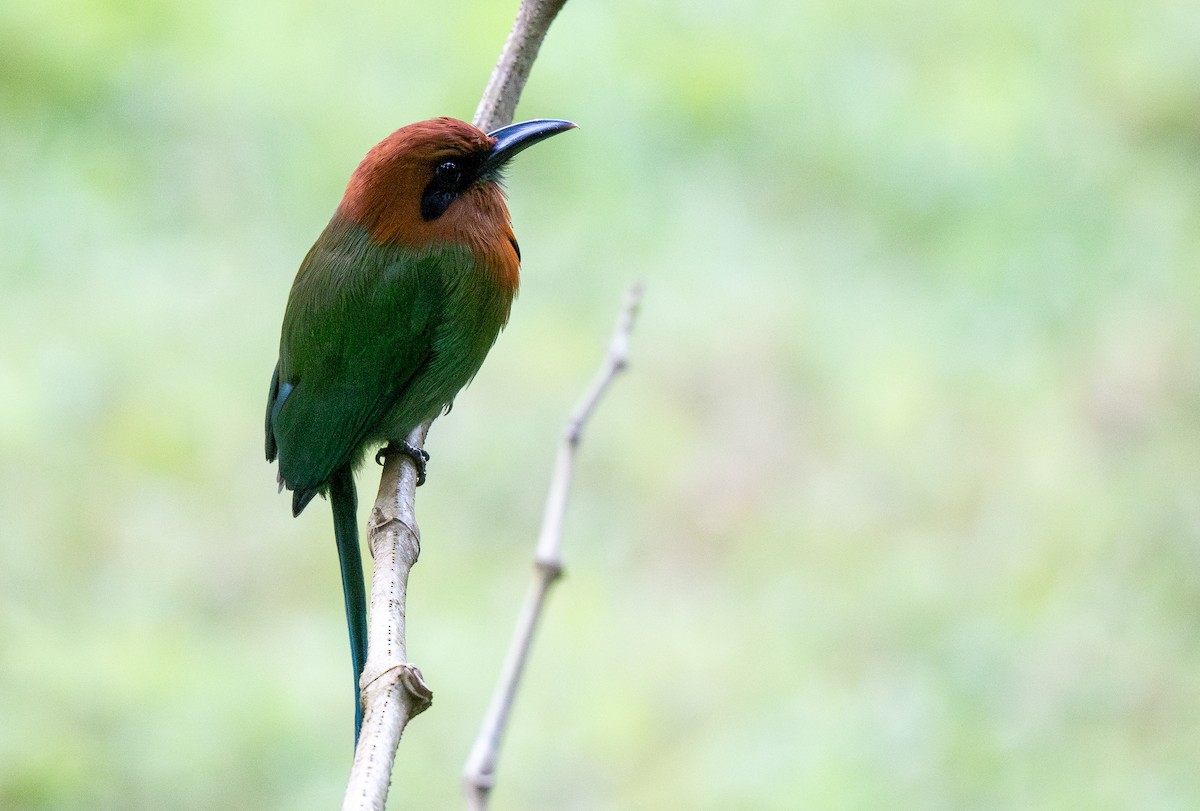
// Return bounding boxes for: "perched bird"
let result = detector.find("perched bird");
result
[264,116,576,737]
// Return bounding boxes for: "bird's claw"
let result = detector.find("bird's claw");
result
[375,441,430,486]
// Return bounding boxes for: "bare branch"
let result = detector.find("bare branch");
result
[463,283,643,810]
[342,0,574,806]
[474,0,570,133]
[342,423,432,811]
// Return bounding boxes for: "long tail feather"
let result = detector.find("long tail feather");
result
[329,467,367,741]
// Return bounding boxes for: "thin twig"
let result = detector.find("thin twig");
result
[463,284,643,810]
[342,0,574,806]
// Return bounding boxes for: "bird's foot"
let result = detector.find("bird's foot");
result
[375,440,430,486]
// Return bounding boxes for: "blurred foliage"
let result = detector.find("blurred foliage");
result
[2,0,1199,808]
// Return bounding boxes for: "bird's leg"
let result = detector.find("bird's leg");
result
[375,440,430,486]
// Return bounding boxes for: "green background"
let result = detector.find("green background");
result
[3,0,1198,808]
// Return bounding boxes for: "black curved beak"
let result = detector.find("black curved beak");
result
[482,119,577,178]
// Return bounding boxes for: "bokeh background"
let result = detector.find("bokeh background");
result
[3,0,1199,807]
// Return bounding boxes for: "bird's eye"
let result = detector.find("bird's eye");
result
[421,159,472,221]
[434,160,463,187]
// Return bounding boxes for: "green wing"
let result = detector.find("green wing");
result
[265,218,449,513]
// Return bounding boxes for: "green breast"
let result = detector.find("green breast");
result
[271,217,515,493]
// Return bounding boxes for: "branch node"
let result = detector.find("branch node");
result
[400,666,434,716]
[468,771,495,791]
[364,663,434,717]
[366,509,421,561]
[535,559,565,582]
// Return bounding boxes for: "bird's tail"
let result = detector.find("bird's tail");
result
[329,467,367,741]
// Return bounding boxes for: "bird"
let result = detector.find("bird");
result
[264,116,576,739]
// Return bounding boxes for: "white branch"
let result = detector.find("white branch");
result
[463,284,643,810]
[474,0,570,134]
[342,423,432,811]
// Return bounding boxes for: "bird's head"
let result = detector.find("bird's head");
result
[337,117,576,257]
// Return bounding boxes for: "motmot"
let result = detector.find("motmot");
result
[264,117,576,737]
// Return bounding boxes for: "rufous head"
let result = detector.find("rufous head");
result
[337,117,576,260]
